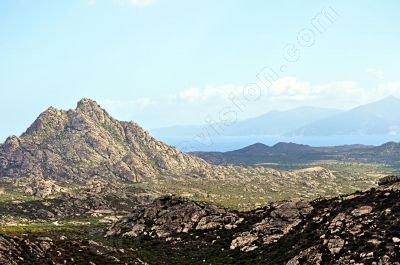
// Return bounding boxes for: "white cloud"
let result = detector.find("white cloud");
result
[378,81,400,96]
[178,84,242,102]
[176,77,364,106]
[367,67,385,79]
[101,78,400,111]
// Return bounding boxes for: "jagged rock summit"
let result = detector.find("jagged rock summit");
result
[0,98,210,183]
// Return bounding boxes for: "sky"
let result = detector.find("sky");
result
[1,0,400,142]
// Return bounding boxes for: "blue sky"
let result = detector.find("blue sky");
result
[1,0,400,141]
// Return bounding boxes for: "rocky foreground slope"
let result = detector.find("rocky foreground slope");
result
[0,176,400,265]
[0,175,399,264]
[102,176,400,264]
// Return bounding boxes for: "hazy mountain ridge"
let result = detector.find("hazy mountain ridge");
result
[152,96,400,138]
[290,96,400,136]
[151,107,342,137]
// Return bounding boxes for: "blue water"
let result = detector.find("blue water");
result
[157,135,400,152]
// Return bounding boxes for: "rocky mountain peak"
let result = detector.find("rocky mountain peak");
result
[2,135,21,153]
[68,98,120,132]
[24,106,68,136]
[75,98,107,119]
[76,98,101,109]
[0,99,210,183]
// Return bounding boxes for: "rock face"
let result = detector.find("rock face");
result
[230,199,313,252]
[105,195,242,238]
[0,99,210,183]
[286,246,323,265]
[14,177,66,198]
[378,175,400,186]
[284,177,400,265]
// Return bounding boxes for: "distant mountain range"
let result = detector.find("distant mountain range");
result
[152,96,400,137]
[191,141,400,169]
[290,96,400,136]
[152,106,342,137]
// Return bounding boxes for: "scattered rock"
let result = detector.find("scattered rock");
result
[286,246,323,265]
[327,237,345,255]
[351,206,373,217]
